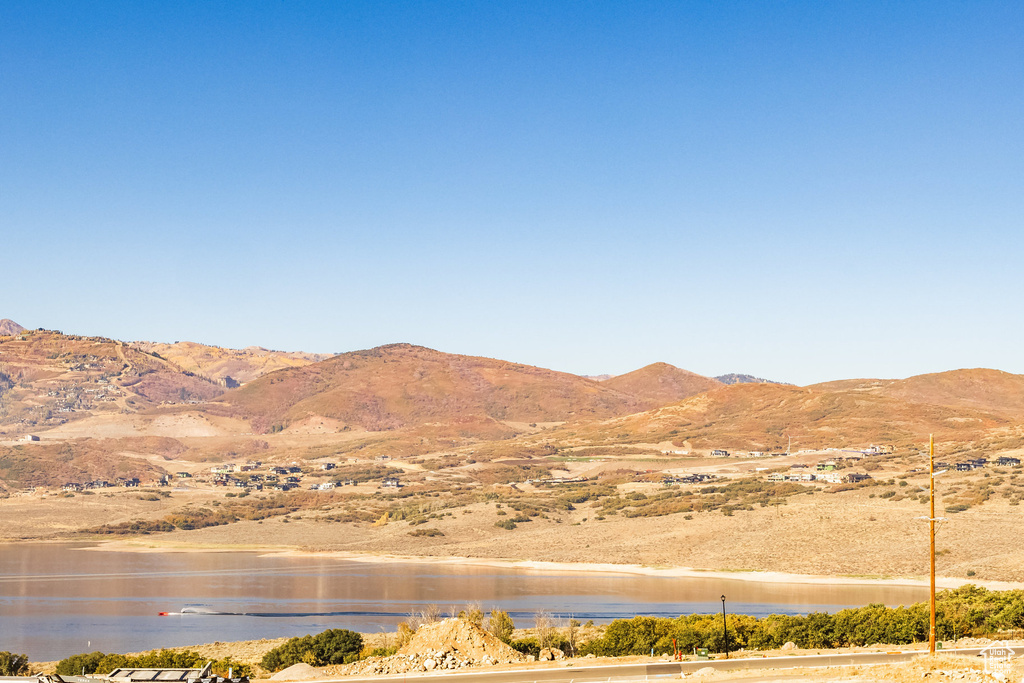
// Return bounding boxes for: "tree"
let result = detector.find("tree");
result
[487,609,516,644]
[0,652,29,676]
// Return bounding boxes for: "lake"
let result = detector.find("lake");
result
[0,543,929,661]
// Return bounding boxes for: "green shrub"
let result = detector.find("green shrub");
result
[261,629,363,671]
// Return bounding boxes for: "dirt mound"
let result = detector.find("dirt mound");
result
[331,618,525,676]
[400,618,524,663]
[269,662,320,681]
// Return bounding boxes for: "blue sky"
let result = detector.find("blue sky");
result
[2,1,1022,385]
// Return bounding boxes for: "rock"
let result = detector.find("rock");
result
[695,666,716,676]
[539,648,554,661]
[585,653,596,659]
[781,642,796,651]
[527,655,536,662]
[423,658,436,670]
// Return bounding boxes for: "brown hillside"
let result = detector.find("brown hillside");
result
[0,330,223,435]
[567,380,1011,451]
[881,368,1024,418]
[208,343,645,434]
[603,362,721,408]
[132,341,331,385]
[812,369,1024,419]
[0,319,26,336]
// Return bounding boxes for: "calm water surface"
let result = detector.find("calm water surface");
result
[0,543,928,661]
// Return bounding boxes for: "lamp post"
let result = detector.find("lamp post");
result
[721,595,728,659]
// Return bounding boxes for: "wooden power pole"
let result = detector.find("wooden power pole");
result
[929,433,936,654]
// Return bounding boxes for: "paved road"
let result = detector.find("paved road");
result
[326,648,985,683]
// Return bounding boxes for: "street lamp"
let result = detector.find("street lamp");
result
[721,595,728,659]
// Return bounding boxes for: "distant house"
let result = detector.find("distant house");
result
[21,434,40,442]
[381,477,402,488]
[844,473,871,483]
[816,462,837,472]
[376,455,391,461]
[789,464,808,469]
[320,462,336,471]
[956,462,974,471]
[116,477,140,487]
[62,482,82,492]
[767,473,786,482]
[818,472,843,484]
[176,472,192,478]
[997,456,1021,467]
[710,450,729,457]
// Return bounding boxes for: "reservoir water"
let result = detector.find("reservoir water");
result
[0,543,929,661]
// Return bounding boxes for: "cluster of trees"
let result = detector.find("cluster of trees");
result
[581,586,1024,656]
[260,629,363,672]
[55,649,249,677]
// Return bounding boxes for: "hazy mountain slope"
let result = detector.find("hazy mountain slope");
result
[715,373,782,385]
[0,319,26,336]
[210,343,646,433]
[603,363,722,408]
[133,341,332,385]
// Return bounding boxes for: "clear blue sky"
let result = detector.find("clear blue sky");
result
[2,1,1022,385]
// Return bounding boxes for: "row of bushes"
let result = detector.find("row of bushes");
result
[55,649,250,677]
[581,585,1024,656]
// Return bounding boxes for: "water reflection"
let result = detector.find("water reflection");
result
[0,543,928,661]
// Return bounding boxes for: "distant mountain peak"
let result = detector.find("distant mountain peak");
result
[0,319,26,336]
[715,373,783,385]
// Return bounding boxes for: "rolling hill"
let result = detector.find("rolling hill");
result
[132,340,332,385]
[0,329,224,435]
[562,376,1017,452]
[602,362,722,408]
[0,319,26,336]
[207,343,649,433]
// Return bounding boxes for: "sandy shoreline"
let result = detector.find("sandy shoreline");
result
[79,539,1024,591]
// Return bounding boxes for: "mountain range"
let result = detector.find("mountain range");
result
[2,318,1023,459]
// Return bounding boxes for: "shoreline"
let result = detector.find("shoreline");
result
[78,539,1024,591]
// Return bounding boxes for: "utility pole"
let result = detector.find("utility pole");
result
[721,595,728,659]
[929,434,936,654]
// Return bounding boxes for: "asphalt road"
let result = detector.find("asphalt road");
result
[326,647,986,683]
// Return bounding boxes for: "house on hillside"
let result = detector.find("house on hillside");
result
[997,456,1021,466]
[381,477,402,488]
[956,462,974,471]
[710,449,729,457]
[767,473,786,482]
[844,473,871,483]
[818,472,842,484]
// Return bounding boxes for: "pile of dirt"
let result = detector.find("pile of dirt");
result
[269,663,320,681]
[330,618,525,676]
